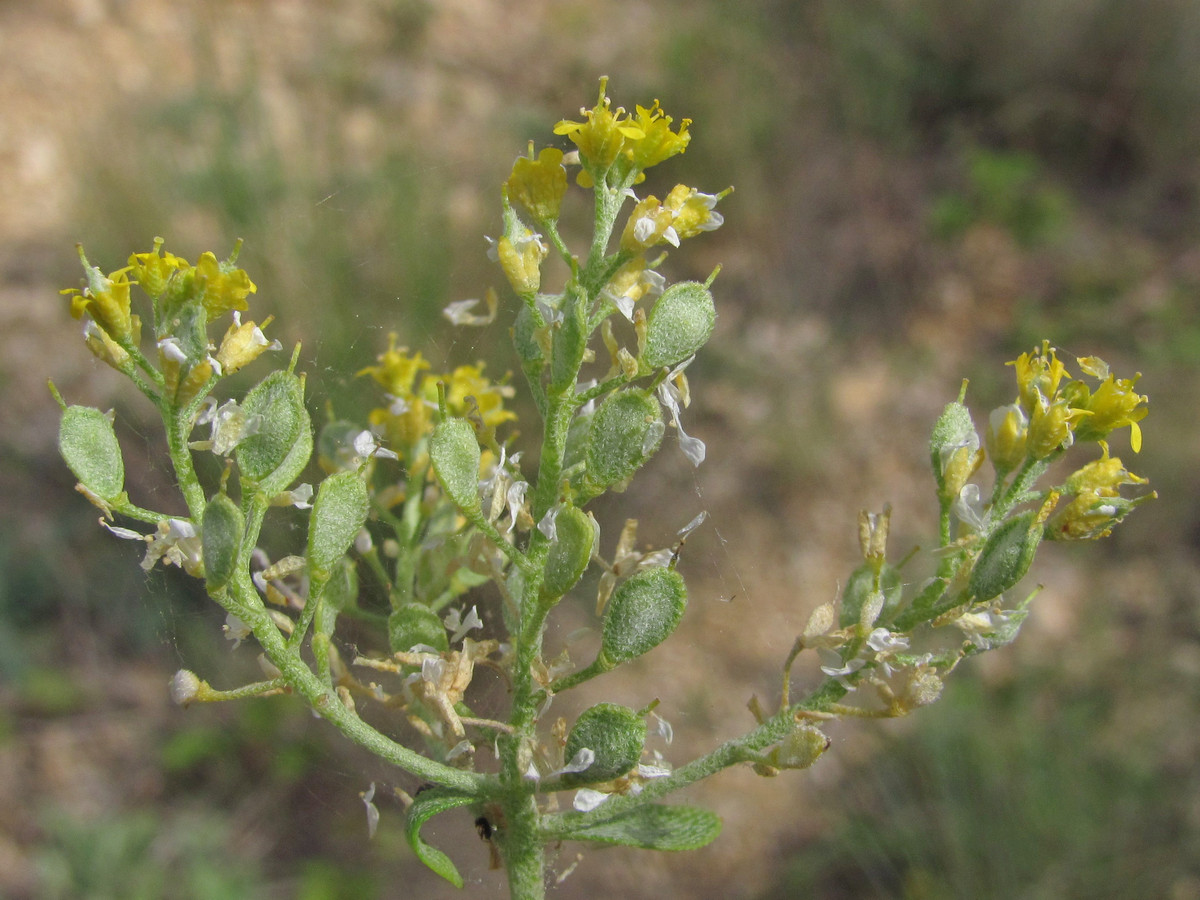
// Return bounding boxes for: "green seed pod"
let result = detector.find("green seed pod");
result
[969,511,1042,602]
[237,370,313,496]
[540,505,596,603]
[429,417,481,516]
[59,405,125,501]
[840,562,904,628]
[642,281,715,370]
[601,567,687,665]
[307,470,369,581]
[564,702,646,784]
[773,724,830,770]
[201,494,243,591]
[583,390,663,497]
[388,604,449,654]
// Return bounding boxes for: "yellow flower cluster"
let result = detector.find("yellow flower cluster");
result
[1002,342,1153,541]
[64,240,275,396]
[359,334,516,458]
[553,77,691,189]
[1008,341,1148,458]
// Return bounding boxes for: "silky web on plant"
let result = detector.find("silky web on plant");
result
[52,79,1153,899]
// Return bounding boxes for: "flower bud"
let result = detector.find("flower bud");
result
[170,669,204,707]
[986,402,1028,472]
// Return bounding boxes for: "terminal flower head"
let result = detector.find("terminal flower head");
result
[358,334,429,397]
[553,77,638,187]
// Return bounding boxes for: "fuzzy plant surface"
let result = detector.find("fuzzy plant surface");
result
[52,79,1154,899]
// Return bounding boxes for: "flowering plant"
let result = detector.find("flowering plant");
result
[52,80,1153,898]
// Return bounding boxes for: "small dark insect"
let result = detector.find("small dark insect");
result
[475,815,493,841]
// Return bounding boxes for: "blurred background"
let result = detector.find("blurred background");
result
[3,0,1199,897]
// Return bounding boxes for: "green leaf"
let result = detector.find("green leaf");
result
[404,788,475,887]
[642,281,716,369]
[601,567,687,665]
[201,494,243,591]
[236,371,313,496]
[58,405,124,500]
[556,804,721,851]
[307,471,369,580]
[429,417,481,515]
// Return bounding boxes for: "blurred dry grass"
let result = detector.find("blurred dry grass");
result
[3,0,1200,897]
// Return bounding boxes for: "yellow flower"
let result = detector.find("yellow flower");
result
[620,195,676,252]
[357,334,430,396]
[621,101,691,171]
[663,184,725,240]
[128,238,189,298]
[506,146,567,224]
[985,402,1028,472]
[63,245,135,342]
[442,363,516,431]
[497,229,547,297]
[215,313,280,375]
[83,316,141,371]
[1026,394,1075,459]
[193,245,256,322]
[1064,359,1148,452]
[553,77,639,187]
[1047,449,1152,541]
[1009,341,1068,415]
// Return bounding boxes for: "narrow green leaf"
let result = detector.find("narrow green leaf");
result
[556,804,721,851]
[405,788,476,887]
[59,405,124,500]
